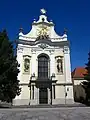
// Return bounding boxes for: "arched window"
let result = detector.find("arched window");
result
[38,54,49,79]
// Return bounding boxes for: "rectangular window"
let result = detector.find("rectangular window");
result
[53,85,55,99]
[32,85,34,99]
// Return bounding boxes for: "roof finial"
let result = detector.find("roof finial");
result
[40,8,46,14]
[64,28,68,34]
[19,27,23,33]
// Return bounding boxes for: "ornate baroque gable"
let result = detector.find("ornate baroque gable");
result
[19,9,67,42]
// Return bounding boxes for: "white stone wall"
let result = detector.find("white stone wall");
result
[55,86,65,98]
[64,46,72,83]
[66,85,74,102]
[13,43,74,105]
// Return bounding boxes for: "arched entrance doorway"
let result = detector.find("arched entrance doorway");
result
[38,54,49,104]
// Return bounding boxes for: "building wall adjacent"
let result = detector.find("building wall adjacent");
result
[72,78,86,102]
[72,67,88,102]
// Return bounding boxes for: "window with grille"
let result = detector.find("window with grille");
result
[38,54,49,79]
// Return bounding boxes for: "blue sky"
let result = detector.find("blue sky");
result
[0,0,90,71]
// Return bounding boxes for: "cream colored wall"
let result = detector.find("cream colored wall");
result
[54,48,65,83]
[21,75,30,84]
[21,85,30,99]
[15,43,74,105]
[23,47,31,55]
[17,45,23,81]
[56,75,65,83]
[66,86,74,99]
[64,46,72,83]
[54,48,64,56]
[18,46,31,84]
[55,86,65,98]
[18,44,65,82]
[31,52,38,76]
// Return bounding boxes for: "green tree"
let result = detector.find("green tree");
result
[82,52,90,103]
[0,30,21,103]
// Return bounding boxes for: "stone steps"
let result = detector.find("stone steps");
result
[12,103,86,108]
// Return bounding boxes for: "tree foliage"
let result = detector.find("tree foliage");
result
[82,52,90,102]
[0,30,21,103]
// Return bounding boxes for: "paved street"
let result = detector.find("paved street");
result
[0,107,90,120]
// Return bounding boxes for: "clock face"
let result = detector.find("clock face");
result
[37,25,49,36]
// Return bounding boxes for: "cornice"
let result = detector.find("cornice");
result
[17,39,69,47]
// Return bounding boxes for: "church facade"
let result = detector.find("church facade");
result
[13,9,74,105]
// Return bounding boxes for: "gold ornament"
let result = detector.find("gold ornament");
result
[37,25,49,36]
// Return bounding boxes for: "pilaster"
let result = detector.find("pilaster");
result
[64,46,72,83]
[31,49,36,75]
[50,50,55,76]
[17,46,23,81]
[48,88,51,104]
[64,46,74,103]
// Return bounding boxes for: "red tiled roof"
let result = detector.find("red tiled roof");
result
[72,67,87,78]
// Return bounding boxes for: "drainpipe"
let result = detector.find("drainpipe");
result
[50,76,52,105]
[50,73,55,105]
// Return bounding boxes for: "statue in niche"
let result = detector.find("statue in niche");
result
[57,58,63,73]
[24,58,30,72]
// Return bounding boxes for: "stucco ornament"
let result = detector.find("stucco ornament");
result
[24,58,30,72]
[40,8,46,14]
[37,25,49,36]
[38,43,48,49]
[36,25,49,40]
